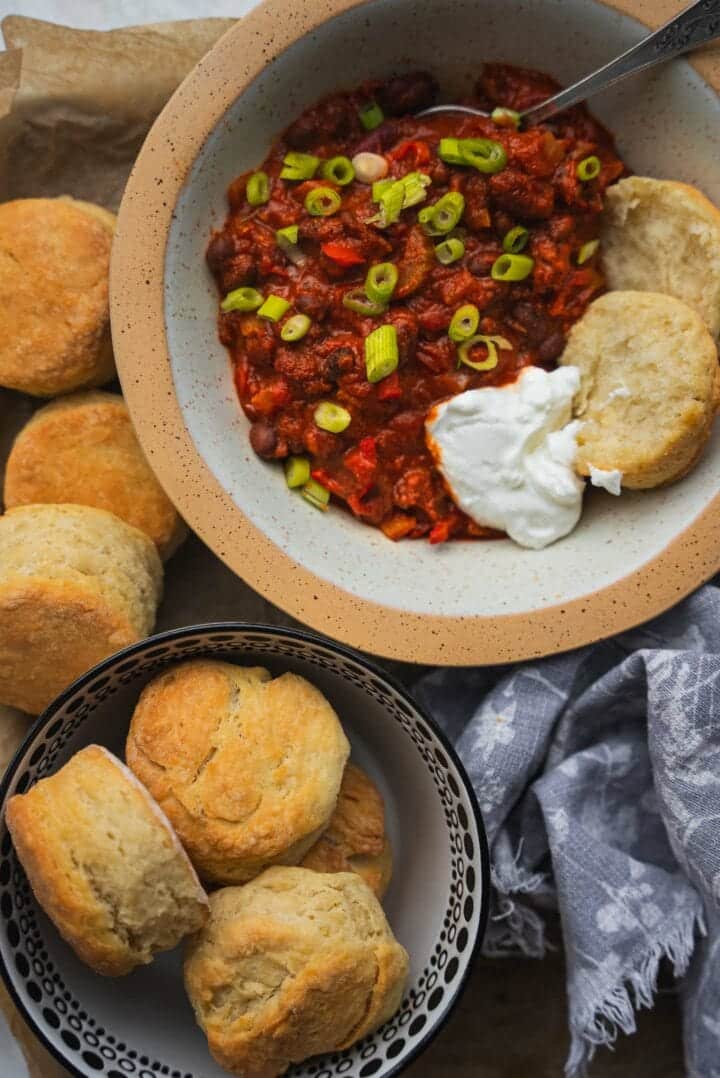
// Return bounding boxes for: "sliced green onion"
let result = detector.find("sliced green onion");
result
[342,288,387,316]
[275,225,305,265]
[220,286,264,313]
[304,186,342,216]
[359,102,384,131]
[372,180,405,226]
[369,172,431,227]
[257,294,291,321]
[246,171,270,206]
[491,107,521,129]
[401,171,432,208]
[576,155,601,181]
[502,225,530,254]
[460,138,507,174]
[276,225,299,246]
[457,334,512,372]
[365,262,398,304]
[577,239,600,265]
[448,304,479,342]
[491,253,534,282]
[280,313,311,341]
[372,178,394,201]
[280,152,320,181]
[438,137,466,165]
[421,192,465,235]
[285,456,311,488]
[435,237,465,265]
[302,478,330,510]
[314,401,352,433]
[365,324,399,383]
[321,156,355,186]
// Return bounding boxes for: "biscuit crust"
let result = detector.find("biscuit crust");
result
[0,198,115,396]
[184,868,408,1077]
[0,504,162,713]
[301,763,392,897]
[601,176,720,338]
[6,745,208,976]
[4,391,186,559]
[126,661,350,884]
[560,291,720,488]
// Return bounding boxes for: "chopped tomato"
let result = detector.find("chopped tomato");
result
[429,520,453,544]
[321,242,366,266]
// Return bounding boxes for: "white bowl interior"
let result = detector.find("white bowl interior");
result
[0,629,485,1078]
[165,0,720,619]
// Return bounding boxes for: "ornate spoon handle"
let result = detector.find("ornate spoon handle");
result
[525,0,720,123]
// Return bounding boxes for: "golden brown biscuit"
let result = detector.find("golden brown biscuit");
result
[4,391,186,559]
[184,867,409,1077]
[126,660,350,884]
[601,176,720,337]
[560,291,720,488]
[0,504,162,713]
[301,763,392,897]
[6,745,208,976]
[0,198,115,396]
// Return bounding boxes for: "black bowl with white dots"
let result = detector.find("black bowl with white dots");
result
[0,624,488,1078]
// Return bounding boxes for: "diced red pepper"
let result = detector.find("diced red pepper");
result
[310,468,350,498]
[320,242,366,267]
[377,371,402,401]
[388,139,431,166]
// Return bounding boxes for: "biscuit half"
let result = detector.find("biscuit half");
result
[601,176,720,338]
[559,290,720,489]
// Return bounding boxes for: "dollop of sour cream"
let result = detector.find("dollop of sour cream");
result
[426,366,585,550]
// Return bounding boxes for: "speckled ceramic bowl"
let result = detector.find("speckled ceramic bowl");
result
[0,624,488,1078]
[111,0,720,666]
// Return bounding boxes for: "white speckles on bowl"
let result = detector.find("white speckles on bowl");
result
[111,0,720,664]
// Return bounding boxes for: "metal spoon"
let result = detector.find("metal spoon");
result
[418,0,720,124]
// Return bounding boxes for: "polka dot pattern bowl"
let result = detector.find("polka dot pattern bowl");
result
[0,624,488,1078]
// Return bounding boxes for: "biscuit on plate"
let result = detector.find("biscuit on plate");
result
[301,763,392,897]
[0,197,115,396]
[4,391,186,559]
[601,176,720,337]
[126,660,350,884]
[6,745,208,976]
[559,291,720,489]
[0,504,162,714]
[184,867,409,1077]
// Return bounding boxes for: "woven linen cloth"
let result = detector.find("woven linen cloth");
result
[413,582,720,1077]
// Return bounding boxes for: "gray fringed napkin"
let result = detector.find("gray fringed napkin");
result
[414,584,720,1076]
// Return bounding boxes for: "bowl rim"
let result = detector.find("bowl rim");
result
[110,0,720,667]
[0,620,490,1078]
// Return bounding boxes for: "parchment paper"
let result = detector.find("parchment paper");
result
[0,17,288,1075]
